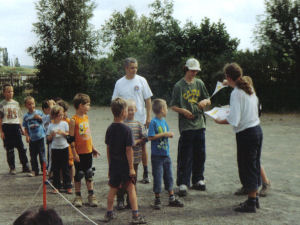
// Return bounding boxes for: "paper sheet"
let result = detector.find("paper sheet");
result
[205,106,230,120]
[211,81,228,98]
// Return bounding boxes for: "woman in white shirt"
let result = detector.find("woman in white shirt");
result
[215,63,263,213]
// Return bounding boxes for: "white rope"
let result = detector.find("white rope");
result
[46,180,98,225]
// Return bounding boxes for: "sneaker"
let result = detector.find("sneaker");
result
[141,177,150,184]
[234,186,248,195]
[116,201,125,210]
[234,199,256,213]
[259,182,271,197]
[88,194,98,207]
[27,172,34,177]
[153,198,161,210]
[9,169,16,175]
[169,198,184,207]
[103,212,116,222]
[131,215,147,224]
[66,188,73,194]
[192,180,206,191]
[73,196,83,207]
[178,184,187,197]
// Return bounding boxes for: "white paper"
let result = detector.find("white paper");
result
[211,81,227,98]
[205,106,230,120]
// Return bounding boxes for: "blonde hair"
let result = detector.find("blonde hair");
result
[24,96,34,105]
[152,98,167,115]
[126,99,136,108]
[50,105,63,119]
[111,97,127,118]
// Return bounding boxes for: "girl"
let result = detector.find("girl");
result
[47,105,72,194]
[215,63,263,213]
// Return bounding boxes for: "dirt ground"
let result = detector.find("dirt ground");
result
[1,107,300,225]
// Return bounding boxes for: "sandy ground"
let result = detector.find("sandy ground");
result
[1,107,300,225]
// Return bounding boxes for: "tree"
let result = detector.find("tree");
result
[14,57,20,67]
[28,0,99,100]
[2,48,9,66]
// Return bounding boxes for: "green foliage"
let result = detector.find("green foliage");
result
[14,57,20,67]
[28,0,99,100]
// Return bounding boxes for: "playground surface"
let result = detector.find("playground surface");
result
[1,106,300,225]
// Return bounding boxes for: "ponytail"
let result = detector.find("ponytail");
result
[223,63,253,95]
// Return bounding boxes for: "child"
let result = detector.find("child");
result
[233,76,271,197]
[47,105,72,194]
[170,58,211,196]
[23,96,46,176]
[69,93,99,207]
[0,84,30,175]
[104,97,146,224]
[116,99,148,210]
[57,100,75,186]
[215,63,263,213]
[148,99,183,210]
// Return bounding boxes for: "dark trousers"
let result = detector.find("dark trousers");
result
[29,138,46,174]
[177,129,206,187]
[236,125,263,191]
[52,147,72,189]
[2,124,29,170]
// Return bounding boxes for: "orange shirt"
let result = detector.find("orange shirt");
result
[72,114,93,155]
[63,117,74,166]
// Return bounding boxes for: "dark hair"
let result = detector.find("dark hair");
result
[124,57,137,68]
[31,208,63,225]
[2,83,12,93]
[111,97,127,118]
[13,210,35,225]
[223,63,253,95]
[42,100,50,110]
[57,100,69,112]
[152,98,167,115]
[73,93,90,109]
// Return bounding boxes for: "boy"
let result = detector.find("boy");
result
[0,84,30,175]
[116,99,148,210]
[23,96,46,176]
[170,58,211,196]
[69,93,99,207]
[112,57,153,183]
[104,97,146,224]
[148,99,183,209]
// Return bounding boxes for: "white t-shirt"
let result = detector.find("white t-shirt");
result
[226,87,260,133]
[0,99,22,124]
[112,74,153,124]
[47,121,69,149]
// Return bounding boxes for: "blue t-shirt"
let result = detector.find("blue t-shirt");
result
[148,117,169,156]
[23,110,46,141]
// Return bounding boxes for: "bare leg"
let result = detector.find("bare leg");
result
[127,183,138,211]
[107,187,118,211]
[260,165,270,184]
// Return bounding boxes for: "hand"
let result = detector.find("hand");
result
[26,136,30,143]
[0,132,5,140]
[56,129,63,135]
[51,131,56,137]
[165,132,174,138]
[20,128,25,136]
[182,109,194,120]
[129,168,136,177]
[92,148,100,158]
[214,118,223,124]
[198,99,209,109]
[222,79,228,86]
[73,153,80,162]
[33,114,42,121]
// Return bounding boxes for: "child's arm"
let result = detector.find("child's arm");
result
[106,145,110,178]
[148,132,174,141]
[198,98,211,109]
[24,128,30,143]
[92,145,100,157]
[0,118,4,140]
[33,114,43,122]
[214,118,229,124]
[171,106,194,119]
[126,146,136,177]
[69,118,79,162]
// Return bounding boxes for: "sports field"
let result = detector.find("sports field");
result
[1,107,300,225]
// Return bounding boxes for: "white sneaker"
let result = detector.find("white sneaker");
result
[193,180,206,191]
[178,184,187,196]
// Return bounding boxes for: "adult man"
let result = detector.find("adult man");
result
[112,57,153,184]
[170,58,211,196]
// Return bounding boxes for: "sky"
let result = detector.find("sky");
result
[0,0,266,66]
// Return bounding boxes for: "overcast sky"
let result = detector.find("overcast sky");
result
[0,0,265,66]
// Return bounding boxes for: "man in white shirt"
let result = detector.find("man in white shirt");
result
[112,57,153,184]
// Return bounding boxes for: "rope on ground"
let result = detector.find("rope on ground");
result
[46,180,98,225]
[7,182,43,225]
